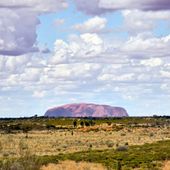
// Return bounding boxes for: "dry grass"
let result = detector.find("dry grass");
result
[0,125,170,158]
[41,161,107,170]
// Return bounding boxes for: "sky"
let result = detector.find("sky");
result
[0,0,170,117]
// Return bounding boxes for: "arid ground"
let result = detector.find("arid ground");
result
[0,117,170,170]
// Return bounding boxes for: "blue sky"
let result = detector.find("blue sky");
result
[0,0,170,117]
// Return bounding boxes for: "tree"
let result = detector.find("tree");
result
[85,121,90,127]
[80,121,84,127]
[89,120,95,126]
[73,120,77,128]
[46,124,56,131]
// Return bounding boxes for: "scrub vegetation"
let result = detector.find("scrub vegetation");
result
[0,116,170,170]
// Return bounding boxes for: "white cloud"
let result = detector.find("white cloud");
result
[74,16,107,33]
[0,0,67,56]
[0,0,170,117]
[160,70,170,78]
[0,55,30,74]
[161,83,170,93]
[140,58,163,67]
[122,10,170,34]
[20,68,41,82]
[1,33,170,93]
[99,0,170,11]
[122,34,170,58]
[80,33,103,45]
[74,0,170,15]
[50,33,104,64]
[1,31,170,116]
[98,73,134,81]
[33,90,46,98]
[0,0,68,12]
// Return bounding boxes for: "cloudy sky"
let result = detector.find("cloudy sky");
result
[0,0,170,117]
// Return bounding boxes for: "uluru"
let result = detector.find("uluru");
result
[44,103,128,117]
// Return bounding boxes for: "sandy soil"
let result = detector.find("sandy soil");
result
[41,161,107,170]
[162,161,170,170]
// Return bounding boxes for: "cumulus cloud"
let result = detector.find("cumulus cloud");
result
[99,0,170,11]
[0,54,30,74]
[0,0,67,56]
[0,0,67,11]
[98,73,135,81]
[1,32,170,104]
[160,70,170,78]
[74,0,170,14]
[0,15,170,117]
[74,0,110,15]
[50,33,104,64]
[140,58,163,67]
[0,1,170,117]
[122,10,170,34]
[74,16,107,33]
[122,34,170,58]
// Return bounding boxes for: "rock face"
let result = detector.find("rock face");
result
[45,103,128,117]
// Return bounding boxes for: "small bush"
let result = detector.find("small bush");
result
[106,141,114,148]
[116,146,128,152]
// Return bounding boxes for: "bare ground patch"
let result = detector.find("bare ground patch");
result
[41,161,107,170]
[162,161,170,170]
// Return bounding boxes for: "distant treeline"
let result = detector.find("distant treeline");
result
[0,115,169,134]
[0,115,170,121]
